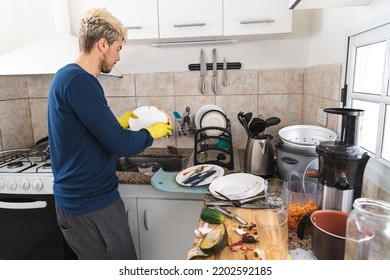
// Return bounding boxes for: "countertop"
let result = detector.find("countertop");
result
[116,147,313,258]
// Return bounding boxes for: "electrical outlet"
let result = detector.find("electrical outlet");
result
[317,108,328,126]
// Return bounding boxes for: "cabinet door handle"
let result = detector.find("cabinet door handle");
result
[240,19,275,25]
[126,26,142,30]
[143,209,149,231]
[174,23,206,28]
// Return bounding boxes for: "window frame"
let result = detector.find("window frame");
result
[345,13,390,195]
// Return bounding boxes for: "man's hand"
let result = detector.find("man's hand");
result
[146,122,173,139]
[117,111,138,129]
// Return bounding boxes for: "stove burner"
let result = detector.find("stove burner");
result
[42,163,51,169]
[7,161,24,169]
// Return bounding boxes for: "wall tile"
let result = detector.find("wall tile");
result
[0,75,28,100]
[26,74,53,98]
[303,95,339,133]
[216,95,258,149]
[217,70,258,95]
[258,94,303,137]
[135,73,174,97]
[174,71,212,96]
[0,99,33,149]
[305,64,342,101]
[259,68,304,94]
[98,74,135,97]
[106,97,137,118]
[29,98,49,143]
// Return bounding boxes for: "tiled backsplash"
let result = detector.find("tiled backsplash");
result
[0,63,388,200]
[0,64,341,150]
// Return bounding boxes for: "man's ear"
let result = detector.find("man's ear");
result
[97,38,108,51]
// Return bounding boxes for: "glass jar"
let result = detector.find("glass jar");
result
[344,198,390,260]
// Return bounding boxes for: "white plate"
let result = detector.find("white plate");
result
[129,106,170,131]
[209,173,265,200]
[195,104,224,129]
[200,110,228,136]
[176,164,225,187]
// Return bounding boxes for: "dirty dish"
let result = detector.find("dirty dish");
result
[176,164,224,187]
[195,104,224,129]
[200,110,228,136]
[129,106,170,131]
[209,173,265,200]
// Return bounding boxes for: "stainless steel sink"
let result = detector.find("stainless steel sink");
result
[116,155,187,172]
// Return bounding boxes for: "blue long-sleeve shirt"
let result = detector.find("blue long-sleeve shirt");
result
[48,63,153,214]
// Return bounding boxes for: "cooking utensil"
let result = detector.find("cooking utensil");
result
[189,169,218,186]
[237,112,250,137]
[298,210,348,260]
[222,57,227,86]
[206,193,266,207]
[200,49,207,94]
[262,116,281,134]
[182,168,216,184]
[249,117,266,137]
[278,125,337,153]
[244,134,274,177]
[243,112,253,125]
[214,206,248,225]
[215,191,241,207]
[212,48,218,94]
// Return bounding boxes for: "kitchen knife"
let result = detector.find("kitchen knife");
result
[182,167,215,184]
[184,169,217,186]
[189,169,218,187]
[200,49,207,94]
[206,194,266,207]
[212,48,218,94]
[214,206,248,225]
[222,57,227,86]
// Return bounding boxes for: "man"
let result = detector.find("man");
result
[47,8,172,260]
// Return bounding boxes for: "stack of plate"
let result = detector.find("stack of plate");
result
[195,105,228,136]
[209,173,265,200]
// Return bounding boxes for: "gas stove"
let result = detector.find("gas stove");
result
[0,147,54,195]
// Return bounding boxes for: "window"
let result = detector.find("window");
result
[346,22,390,166]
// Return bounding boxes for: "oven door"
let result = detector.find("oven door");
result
[0,193,76,260]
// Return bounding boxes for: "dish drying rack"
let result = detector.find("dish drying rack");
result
[193,125,234,170]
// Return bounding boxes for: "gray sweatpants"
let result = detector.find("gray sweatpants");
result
[56,197,137,260]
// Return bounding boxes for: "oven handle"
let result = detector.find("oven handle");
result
[0,200,47,209]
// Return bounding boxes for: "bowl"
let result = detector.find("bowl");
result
[137,162,154,173]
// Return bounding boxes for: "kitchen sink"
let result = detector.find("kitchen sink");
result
[116,155,187,172]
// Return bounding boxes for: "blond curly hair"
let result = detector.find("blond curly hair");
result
[79,8,128,53]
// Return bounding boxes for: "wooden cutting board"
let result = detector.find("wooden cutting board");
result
[189,207,262,260]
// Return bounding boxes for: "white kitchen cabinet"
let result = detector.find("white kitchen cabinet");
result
[121,197,140,259]
[224,0,292,36]
[158,0,223,39]
[74,0,159,40]
[137,198,202,260]
[288,0,371,10]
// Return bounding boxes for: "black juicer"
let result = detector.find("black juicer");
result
[316,108,370,212]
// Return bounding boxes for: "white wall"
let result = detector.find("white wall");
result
[1,0,390,74]
[308,0,390,66]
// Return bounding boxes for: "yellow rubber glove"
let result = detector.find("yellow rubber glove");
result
[146,122,173,139]
[117,111,138,129]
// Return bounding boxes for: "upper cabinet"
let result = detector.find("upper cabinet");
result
[69,0,293,42]
[289,0,371,9]
[158,0,223,39]
[224,0,292,36]
[70,0,159,40]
